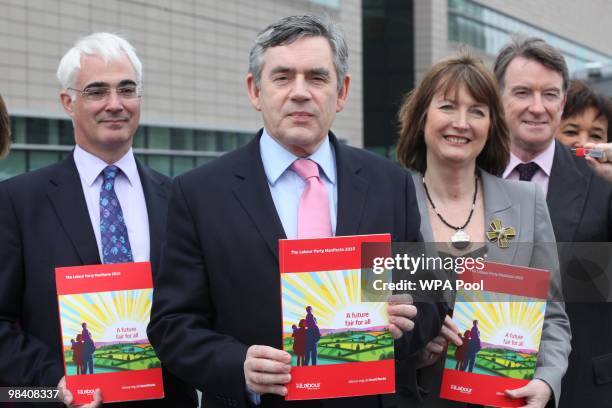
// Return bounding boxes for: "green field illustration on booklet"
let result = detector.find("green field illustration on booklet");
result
[445,291,546,380]
[59,289,161,376]
[281,269,393,367]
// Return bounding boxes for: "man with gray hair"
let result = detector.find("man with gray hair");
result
[495,37,612,407]
[148,14,442,408]
[0,32,196,407]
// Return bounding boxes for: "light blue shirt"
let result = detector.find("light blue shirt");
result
[259,129,338,239]
[247,130,338,404]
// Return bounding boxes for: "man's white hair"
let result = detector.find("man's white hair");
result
[56,32,142,91]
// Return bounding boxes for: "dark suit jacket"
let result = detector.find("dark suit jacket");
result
[548,141,612,408]
[148,131,444,408]
[0,153,197,407]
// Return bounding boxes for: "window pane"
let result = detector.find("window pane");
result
[12,117,26,143]
[147,155,171,176]
[171,128,194,150]
[0,150,26,180]
[172,156,194,177]
[27,118,50,144]
[29,151,59,171]
[133,126,146,148]
[48,119,60,145]
[217,132,238,151]
[194,130,216,151]
[148,127,171,149]
[59,120,74,145]
[238,133,253,147]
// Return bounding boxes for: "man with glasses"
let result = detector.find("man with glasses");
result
[0,33,196,407]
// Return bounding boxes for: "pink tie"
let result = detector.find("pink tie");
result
[291,158,332,238]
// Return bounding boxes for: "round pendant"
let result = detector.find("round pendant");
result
[451,229,470,249]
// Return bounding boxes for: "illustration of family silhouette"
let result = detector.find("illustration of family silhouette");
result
[454,320,481,372]
[291,306,321,366]
[70,322,96,375]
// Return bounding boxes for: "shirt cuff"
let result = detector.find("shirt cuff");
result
[246,388,261,405]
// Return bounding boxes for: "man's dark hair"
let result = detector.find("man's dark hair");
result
[494,37,569,92]
[248,14,348,92]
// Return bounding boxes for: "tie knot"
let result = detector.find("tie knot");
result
[292,159,320,180]
[102,165,120,181]
[515,162,540,181]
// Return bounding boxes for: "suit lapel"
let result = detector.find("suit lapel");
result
[547,141,588,242]
[137,161,168,271]
[481,170,520,264]
[333,134,369,236]
[232,133,286,261]
[47,154,101,265]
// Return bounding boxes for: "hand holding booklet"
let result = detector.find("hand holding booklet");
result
[279,234,395,400]
[440,262,550,407]
[55,262,164,404]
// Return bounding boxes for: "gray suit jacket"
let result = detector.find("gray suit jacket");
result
[410,169,571,407]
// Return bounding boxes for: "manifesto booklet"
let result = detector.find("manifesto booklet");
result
[55,262,164,404]
[279,234,394,400]
[440,261,550,407]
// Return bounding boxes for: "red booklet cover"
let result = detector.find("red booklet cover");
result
[440,261,550,407]
[279,234,395,400]
[55,262,164,404]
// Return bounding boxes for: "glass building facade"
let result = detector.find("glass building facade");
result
[362,0,414,158]
[448,0,612,73]
[0,116,252,180]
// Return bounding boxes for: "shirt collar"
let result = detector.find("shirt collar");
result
[503,138,555,178]
[73,145,138,187]
[260,129,336,185]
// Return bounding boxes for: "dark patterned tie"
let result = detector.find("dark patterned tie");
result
[100,165,133,264]
[515,162,540,181]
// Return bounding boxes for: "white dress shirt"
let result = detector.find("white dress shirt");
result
[73,145,150,262]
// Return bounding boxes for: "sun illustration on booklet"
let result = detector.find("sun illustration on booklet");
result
[281,269,394,367]
[58,289,161,376]
[446,291,546,380]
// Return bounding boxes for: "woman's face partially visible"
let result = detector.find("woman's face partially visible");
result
[556,106,609,148]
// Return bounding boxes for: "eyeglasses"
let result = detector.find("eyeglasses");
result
[68,84,141,101]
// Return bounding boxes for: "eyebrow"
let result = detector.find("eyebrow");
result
[268,66,330,77]
[510,85,530,91]
[436,95,487,108]
[269,66,293,76]
[83,79,137,88]
[308,68,330,77]
[564,122,606,133]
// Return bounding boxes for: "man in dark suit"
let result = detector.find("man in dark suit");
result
[495,37,612,407]
[0,33,196,407]
[148,15,442,408]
